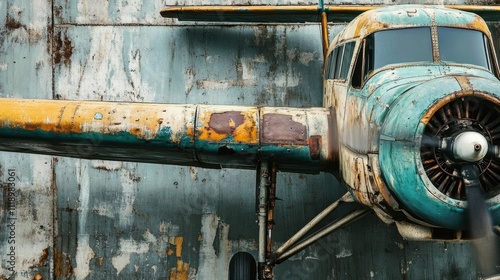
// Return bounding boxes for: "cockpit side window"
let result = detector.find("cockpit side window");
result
[333,45,344,79]
[326,42,356,81]
[340,42,355,79]
[326,47,339,80]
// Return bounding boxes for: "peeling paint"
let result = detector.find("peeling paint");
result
[262,113,306,144]
[118,167,138,228]
[111,238,150,275]
[74,235,95,279]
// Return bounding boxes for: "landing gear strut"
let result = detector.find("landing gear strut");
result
[255,162,369,280]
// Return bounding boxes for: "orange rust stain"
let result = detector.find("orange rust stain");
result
[168,236,189,280]
[98,257,104,266]
[38,248,49,267]
[33,274,43,280]
[53,248,74,278]
[167,248,174,255]
[175,236,183,257]
[198,234,203,241]
[168,260,190,280]
[471,17,490,35]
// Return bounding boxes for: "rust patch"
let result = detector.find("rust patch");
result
[174,236,183,257]
[33,274,43,280]
[54,248,74,278]
[168,237,189,280]
[262,113,306,144]
[5,18,23,30]
[53,32,74,66]
[37,248,49,267]
[208,111,244,135]
[198,110,258,143]
[308,135,322,160]
[168,260,190,280]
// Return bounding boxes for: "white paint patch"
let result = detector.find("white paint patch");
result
[217,222,230,280]
[92,203,115,218]
[74,234,95,279]
[159,221,180,236]
[118,168,138,228]
[335,248,353,259]
[111,253,130,275]
[273,74,300,88]
[370,271,375,278]
[77,0,109,23]
[73,160,95,279]
[189,166,198,181]
[298,52,315,66]
[76,160,90,231]
[0,63,8,71]
[112,238,150,275]
[241,61,256,80]
[91,160,123,171]
[197,213,220,280]
[117,0,142,23]
[184,68,196,95]
[143,229,157,243]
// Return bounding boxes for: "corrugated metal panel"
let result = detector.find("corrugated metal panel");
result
[1,1,497,279]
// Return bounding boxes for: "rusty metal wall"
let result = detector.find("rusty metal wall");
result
[0,1,497,279]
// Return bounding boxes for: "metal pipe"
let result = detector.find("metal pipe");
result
[275,209,369,264]
[257,162,269,280]
[321,11,329,59]
[273,192,353,257]
[266,163,277,258]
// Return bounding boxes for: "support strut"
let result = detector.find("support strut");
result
[257,162,270,280]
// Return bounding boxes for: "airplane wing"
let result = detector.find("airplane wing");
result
[0,99,335,173]
[161,5,500,23]
[160,5,372,23]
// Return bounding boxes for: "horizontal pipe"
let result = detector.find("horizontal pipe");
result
[0,99,334,173]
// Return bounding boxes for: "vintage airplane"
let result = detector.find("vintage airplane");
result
[1,3,500,279]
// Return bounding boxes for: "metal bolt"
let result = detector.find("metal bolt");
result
[474,144,481,152]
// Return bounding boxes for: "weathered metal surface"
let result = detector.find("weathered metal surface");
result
[1,1,500,280]
[0,100,332,171]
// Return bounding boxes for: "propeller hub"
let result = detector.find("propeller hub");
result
[452,131,488,162]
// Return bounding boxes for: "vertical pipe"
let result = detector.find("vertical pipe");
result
[257,162,269,280]
[266,163,277,258]
[321,11,330,59]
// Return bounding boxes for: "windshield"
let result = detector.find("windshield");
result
[438,27,491,70]
[364,27,493,75]
[366,27,433,72]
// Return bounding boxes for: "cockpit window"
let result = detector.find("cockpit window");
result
[361,27,494,80]
[438,27,492,70]
[365,27,433,73]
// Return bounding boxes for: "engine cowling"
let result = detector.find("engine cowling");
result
[379,75,500,230]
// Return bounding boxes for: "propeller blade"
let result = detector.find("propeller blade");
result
[488,145,500,160]
[461,164,499,277]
